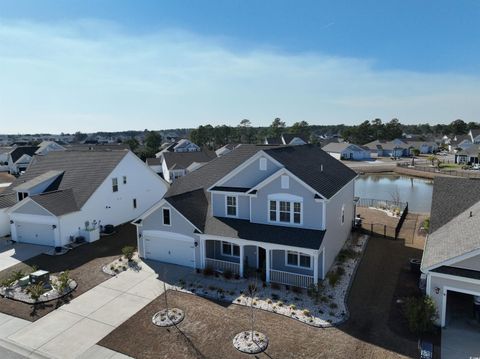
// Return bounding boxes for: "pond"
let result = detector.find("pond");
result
[355,173,433,213]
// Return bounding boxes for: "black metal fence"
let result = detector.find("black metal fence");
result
[397,162,480,179]
[356,198,408,214]
[395,202,409,240]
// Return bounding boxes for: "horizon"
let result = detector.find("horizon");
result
[0,1,479,132]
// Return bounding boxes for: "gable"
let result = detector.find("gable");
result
[451,253,480,272]
[11,199,54,217]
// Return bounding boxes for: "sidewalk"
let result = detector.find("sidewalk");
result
[0,262,166,358]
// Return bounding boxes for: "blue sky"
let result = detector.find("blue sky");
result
[0,0,479,133]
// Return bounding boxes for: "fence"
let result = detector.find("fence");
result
[395,202,409,240]
[397,162,480,179]
[356,198,408,214]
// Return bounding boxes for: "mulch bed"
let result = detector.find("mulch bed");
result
[99,235,439,359]
[0,223,136,321]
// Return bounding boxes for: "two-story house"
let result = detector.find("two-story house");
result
[133,144,357,288]
[0,150,168,247]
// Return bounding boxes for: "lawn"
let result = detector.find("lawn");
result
[99,235,441,359]
[0,223,136,321]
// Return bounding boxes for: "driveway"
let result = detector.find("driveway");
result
[0,263,164,358]
[0,240,47,272]
[442,315,480,358]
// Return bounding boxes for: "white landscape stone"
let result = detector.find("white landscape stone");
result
[233,331,268,354]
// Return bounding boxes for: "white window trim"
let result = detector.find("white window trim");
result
[285,251,313,269]
[259,157,267,171]
[221,241,240,257]
[281,175,289,189]
[162,207,171,226]
[267,198,303,225]
[225,195,238,218]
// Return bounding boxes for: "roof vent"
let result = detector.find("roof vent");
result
[320,164,323,172]
[470,211,473,218]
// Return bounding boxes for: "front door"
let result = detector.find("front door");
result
[257,247,267,281]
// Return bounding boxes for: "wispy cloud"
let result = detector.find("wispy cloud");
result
[0,20,478,133]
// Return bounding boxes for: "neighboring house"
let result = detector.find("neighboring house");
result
[161,151,217,183]
[264,134,307,146]
[421,177,480,327]
[319,137,343,148]
[469,129,480,144]
[0,147,13,172]
[35,141,66,155]
[146,157,163,174]
[405,140,438,154]
[7,146,39,174]
[322,142,371,161]
[133,144,357,288]
[448,134,472,152]
[215,144,240,157]
[0,151,168,247]
[364,139,410,158]
[65,143,130,151]
[155,139,201,157]
[455,144,480,164]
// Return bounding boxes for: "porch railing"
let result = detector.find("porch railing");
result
[205,258,240,274]
[270,269,314,289]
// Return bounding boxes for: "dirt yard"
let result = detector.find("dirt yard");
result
[0,224,136,321]
[99,235,440,359]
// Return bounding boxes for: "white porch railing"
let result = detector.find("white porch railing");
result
[270,269,314,288]
[205,258,240,274]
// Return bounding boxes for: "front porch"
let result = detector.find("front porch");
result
[201,238,322,288]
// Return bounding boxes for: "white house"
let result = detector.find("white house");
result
[7,146,39,174]
[146,157,163,174]
[161,150,216,183]
[155,139,201,157]
[1,150,168,247]
[35,141,66,155]
[133,144,357,288]
[0,147,13,172]
[264,134,307,146]
[422,177,480,327]
[322,142,371,161]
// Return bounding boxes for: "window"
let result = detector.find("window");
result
[259,157,267,171]
[286,251,311,268]
[279,201,291,222]
[269,200,277,221]
[123,176,127,184]
[281,175,289,189]
[269,200,302,224]
[341,205,345,225]
[133,198,137,209]
[226,196,237,217]
[17,192,28,201]
[222,241,240,257]
[112,178,118,192]
[162,208,171,226]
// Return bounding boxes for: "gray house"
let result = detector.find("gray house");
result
[322,142,371,161]
[134,144,357,288]
[421,177,480,327]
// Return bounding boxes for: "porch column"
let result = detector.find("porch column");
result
[202,238,207,269]
[266,249,271,283]
[313,253,318,285]
[239,245,244,278]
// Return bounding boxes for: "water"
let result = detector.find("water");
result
[355,173,433,213]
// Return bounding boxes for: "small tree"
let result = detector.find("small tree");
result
[122,246,135,262]
[246,280,258,338]
[27,283,46,302]
[404,296,438,336]
[56,271,70,293]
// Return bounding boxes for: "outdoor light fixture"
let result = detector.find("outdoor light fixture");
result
[434,287,440,294]
[9,220,13,224]
[52,225,56,229]
[194,241,198,247]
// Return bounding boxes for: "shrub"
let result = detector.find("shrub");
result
[56,271,70,293]
[11,270,25,281]
[404,296,438,336]
[290,304,296,310]
[30,265,39,273]
[307,283,324,301]
[122,266,127,271]
[202,267,214,276]
[122,246,135,261]
[277,301,284,307]
[267,299,273,304]
[208,285,217,291]
[423,218,430,231]
[234,273,240,280]
[303,309,311,317]
[223,269,233,280]
[1,277,15,288]
[336,266,345,276]
[110,265,115,271]
[27,283,45,301]
[329,302,338,309]
[327,271,341,287]
[271,293,279,300]
[337,248,358,263]
[291,286,303,294]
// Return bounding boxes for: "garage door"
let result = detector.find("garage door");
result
[143,231,195,268]
[15,222,55,246]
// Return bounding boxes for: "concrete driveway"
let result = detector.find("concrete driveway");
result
[0,240,48,272]
[1,261,166,358]
[442,318,480,358]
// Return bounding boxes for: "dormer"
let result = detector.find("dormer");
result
[13,170,64,202]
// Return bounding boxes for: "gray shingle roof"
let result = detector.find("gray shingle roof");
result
[10,146,39,163]
[146,157,162,166]
[30,188,80,216]
[163,151,216,170]
[422,177,480,270]
[2,151,128,213]
[13,170,64,192]
[322,142,367,153]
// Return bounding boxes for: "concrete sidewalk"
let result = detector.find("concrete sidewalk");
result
[1,263,167,358]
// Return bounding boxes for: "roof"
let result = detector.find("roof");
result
[13,170,64,191]
[432,266,480,280]
[422,177,480,270]
[163,151,216,170]
[263,145,358,199]
[322,142,368,153]
[265,137,282,145]
[163,144,354,249]
[146,157,162,166]
[65,144,129,151]
[2,151,129,213]
[30,188,80,216]
[471,129,480,139]
[282,134,307,145]
[0,147,13,155]
[363,140,409,151]
[9,146,39,163]
[457,144,480,156]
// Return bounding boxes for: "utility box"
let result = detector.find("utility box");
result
[29,270,50,285]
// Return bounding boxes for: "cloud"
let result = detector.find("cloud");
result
[0,19,478,133]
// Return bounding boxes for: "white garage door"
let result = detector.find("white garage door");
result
[143,231,195,268]
[15,222,55,246]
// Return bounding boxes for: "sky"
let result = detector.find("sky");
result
[0,0,479,133]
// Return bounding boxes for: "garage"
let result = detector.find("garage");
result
[143,230,195,268]
[15,221,55,246]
